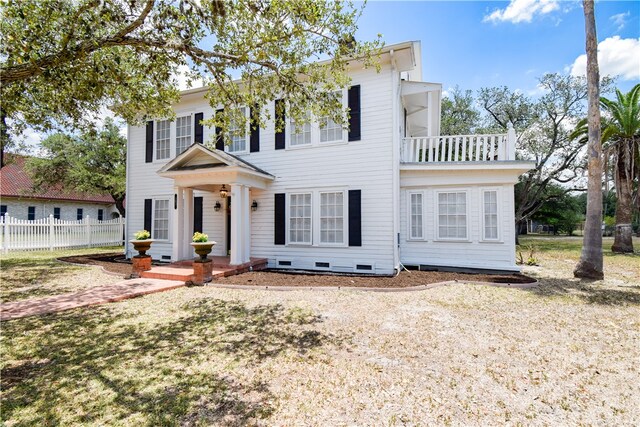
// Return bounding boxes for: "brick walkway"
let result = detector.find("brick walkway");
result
[0,279,185,321]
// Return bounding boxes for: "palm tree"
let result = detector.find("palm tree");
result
[574,0,604,280]
[600,84,640,253]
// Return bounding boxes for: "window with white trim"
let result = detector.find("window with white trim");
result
[483,190,499,240]
[156,119,171,160]
[319,91,343,143]
[320,192,344,244]
[289,193,312,244]
[286,91,346,148]
[153,199,170,240]
[175,115,192,155]
[409,192,424,239]
[290,116,312,147]
[437,192,467,239]
[228,107,248,153]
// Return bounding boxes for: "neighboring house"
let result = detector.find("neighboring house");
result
[0,154,119,221]
[126,40,533,274]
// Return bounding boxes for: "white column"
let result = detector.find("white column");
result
[242,186,251,263]
[506,122,516,161]
[172,186,185,261]
[229,183,243,265]
[184,188,194,258]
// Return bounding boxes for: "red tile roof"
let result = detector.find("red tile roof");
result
[0,155,115,204]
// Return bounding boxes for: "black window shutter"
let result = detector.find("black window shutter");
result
[348,190,362,246]
[250,105,260,152]
[274,99,285,150]
[274,193,286,245]
[144,199,152,233]
[193,196,203,234]
[145,121,154,163]
[215,109,224,150]
[194,112,204,144]
[348,85,361,141]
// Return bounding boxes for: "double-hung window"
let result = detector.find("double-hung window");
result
[28,206,35,220]
[437,192,467,240]
[289,193,312,244]
[287,91,346,148]
[320,192,344,244]
[175,115,192,155]
[53,207,61,220]
[77,208,83,221]
[483,190,499,240]
[290,116,312,147]
[156,119,171,160]
[228,107,248,153]
[153,199,169,240]
[409,192,424,239]
[319,91,344,143]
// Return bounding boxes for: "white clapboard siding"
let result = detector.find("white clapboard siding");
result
[126,65,398,273]
[0,215,124,252]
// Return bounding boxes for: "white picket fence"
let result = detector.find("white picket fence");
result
[0,215,125,253]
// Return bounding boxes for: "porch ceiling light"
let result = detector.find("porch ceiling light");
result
[219,185,228,198]
[214,201,222,212]
[251,200,258,211]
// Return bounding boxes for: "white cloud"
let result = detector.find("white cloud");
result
[610,11,630,31]
[483,0,560,24]
[570,36,640,81]
[172,64,204,91]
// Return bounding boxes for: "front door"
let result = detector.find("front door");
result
[226,196,231,255]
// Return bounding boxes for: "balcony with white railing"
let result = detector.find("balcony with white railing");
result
[401,124,517,164]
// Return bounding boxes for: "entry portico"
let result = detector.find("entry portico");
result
[157,144,274,265]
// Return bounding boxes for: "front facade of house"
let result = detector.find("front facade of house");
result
[125,41,533,274]
[0,155,118,221]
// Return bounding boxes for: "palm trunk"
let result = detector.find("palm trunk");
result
[612,145,634,252]
[574,0,604,279]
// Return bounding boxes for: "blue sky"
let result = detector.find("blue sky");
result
[355,0,640,95]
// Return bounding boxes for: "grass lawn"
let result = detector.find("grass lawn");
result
[0,246,124,303]
[1,239,639,425]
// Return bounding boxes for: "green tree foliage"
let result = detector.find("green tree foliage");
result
[479,73,612,228]
[26,118,127,216]
[531,186,584,236]
[440,86,480,135]
[0,0,382,162]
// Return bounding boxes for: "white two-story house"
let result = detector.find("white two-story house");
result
[125,41,533,275]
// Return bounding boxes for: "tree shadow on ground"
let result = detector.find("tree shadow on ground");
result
[1,298,339,426]
[0,257,85,302]
[525,277,640,306]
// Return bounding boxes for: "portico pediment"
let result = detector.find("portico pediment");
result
[157,144,274,190]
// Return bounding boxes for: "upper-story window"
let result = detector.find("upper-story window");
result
[286,90,347,148]
[319,92,344,143]
[228,107,248,153]
[175,115,192,155]
[156,119,171,160]
[290,116,312,147]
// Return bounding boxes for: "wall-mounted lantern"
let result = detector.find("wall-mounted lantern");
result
[214,201,222,212]
[251,200,258,211]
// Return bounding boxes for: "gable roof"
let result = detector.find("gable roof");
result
[158,143,274,178]
[0,155,115,204]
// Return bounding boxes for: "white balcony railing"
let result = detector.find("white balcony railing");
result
[401,124,517,163]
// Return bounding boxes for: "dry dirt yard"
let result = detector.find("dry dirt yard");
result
[1,237,639,425]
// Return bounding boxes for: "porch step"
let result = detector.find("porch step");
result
[140,266,195,282]
[140,257,268,283]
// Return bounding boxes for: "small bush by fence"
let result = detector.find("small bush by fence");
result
[0,215,124,253]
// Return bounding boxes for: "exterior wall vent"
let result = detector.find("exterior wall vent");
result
[278,260,292,266]
[356,264,373,271]
[315,262,330,268]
